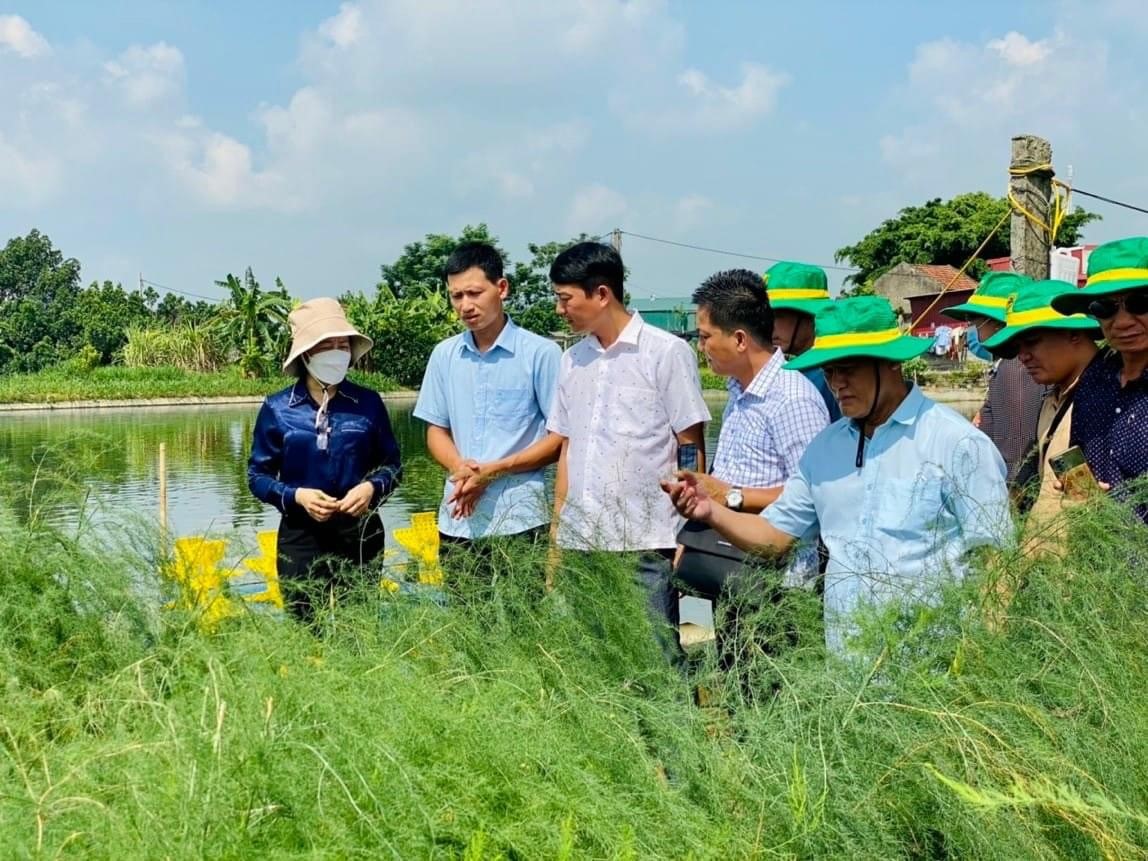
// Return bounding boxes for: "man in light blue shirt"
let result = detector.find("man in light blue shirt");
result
[664,296,1012,653]
[414,242,562,551]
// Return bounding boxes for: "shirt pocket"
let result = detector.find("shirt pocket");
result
[606,385,663,438]
[491,387,535,432]
[875,476,947,542]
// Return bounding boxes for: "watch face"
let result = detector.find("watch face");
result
[727,488,743,509]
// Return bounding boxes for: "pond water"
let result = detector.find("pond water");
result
[0,391,980,618]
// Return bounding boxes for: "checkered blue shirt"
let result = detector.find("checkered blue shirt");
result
[712,348,830,490]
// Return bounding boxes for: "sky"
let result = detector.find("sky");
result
[2,0,1148,304]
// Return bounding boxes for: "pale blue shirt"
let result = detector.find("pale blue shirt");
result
[762,385,1011,652]
[414,317,561,538]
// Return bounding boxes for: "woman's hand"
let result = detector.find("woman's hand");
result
[337,481,376,517]
[295,488,340,522]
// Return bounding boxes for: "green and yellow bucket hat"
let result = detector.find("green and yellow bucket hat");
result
[941,270,1034,323]
[763,261,832,316]
[1052,237,1148,315]
[982,280,1102,359]
[785,295,933,371]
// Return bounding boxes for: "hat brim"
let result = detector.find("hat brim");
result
[1051,280,1148,315]
[282,330,373,375]
[770,298,830,316]
[941,302,1006,323]
[784,335,934,371]
[982,318,1102,359]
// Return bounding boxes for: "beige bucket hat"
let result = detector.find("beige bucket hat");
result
[282,297,373,375]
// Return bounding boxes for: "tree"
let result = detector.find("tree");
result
[70,280,159,363]
[0,229,84,372]
[506,237,587,336]
[156,293,215,327]
[211,269,292,377]
[834,192,1101,289]
[379,224,505,299]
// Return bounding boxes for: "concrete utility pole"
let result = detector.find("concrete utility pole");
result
[610,228,622,254]
[1009,135,1054,280]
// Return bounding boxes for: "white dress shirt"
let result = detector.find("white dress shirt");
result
[548,312,710,551]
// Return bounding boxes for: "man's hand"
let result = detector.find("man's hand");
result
[1052,477,1112,500]
[686,471,730,505]
[448,459,489,518]
[660,471,715,522]
[296,488,340,522]
[336,481,375,517]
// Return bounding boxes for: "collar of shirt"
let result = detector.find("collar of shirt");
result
[287,379,360,408]
[726,347,786,402]
[461,315,518,356]
[841,383,926,441]
[1100,347,1148,386]
[589,311,643,354]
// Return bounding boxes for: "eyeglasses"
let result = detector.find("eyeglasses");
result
[1088,292,1148,320]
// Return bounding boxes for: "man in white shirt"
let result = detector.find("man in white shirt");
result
[547,241,710,662]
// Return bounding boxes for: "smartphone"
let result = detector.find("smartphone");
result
[1048,445,1098,496]
[677,443,699,472]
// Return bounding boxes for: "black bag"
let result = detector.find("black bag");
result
[674,519,753,599]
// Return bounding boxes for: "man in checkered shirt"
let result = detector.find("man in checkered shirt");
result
[679,269,829,670]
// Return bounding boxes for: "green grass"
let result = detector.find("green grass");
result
[1,467,1147,858]
[0,366,401,404]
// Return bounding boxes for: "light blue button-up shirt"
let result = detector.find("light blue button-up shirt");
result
[414,317,561,538]
[762,385,1011,652]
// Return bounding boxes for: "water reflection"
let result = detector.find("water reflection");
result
[0,393,981,548]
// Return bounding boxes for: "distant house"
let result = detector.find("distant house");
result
[871,263,979,320]
[628,296,696,335]
[985,245,1097,287]
[906,288,975,337]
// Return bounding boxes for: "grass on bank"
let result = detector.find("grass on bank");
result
[0,365,401,404]
[1,460,1147,858]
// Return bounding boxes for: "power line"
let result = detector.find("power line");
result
[1068,186,1148,217]
[139,277,219,302]
[617,229,860,273]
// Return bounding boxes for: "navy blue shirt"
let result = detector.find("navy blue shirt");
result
[1070,349,1148,518]
[248,379,402,516]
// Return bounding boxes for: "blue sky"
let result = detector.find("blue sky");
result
[3,1,1147,303]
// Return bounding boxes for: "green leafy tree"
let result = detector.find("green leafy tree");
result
[211,269,291,377]
[156,293,216,327]
[835,192,1101,291]
[70,280,159,363]
[0,229,84,371]
[507,238,588,336]
[380,224,505,299]
[341,286,457,388]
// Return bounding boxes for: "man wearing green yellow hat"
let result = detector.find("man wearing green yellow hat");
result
[941,270,1044,488]
[982,280,1101,548]
[1050,237,1148,515]
[763,261,842,422]
[663,295,1012,652]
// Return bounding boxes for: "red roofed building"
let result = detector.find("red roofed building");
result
[871,262,980,320]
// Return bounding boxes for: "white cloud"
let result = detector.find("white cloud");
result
[673,194,713,231]
[989,31,1052,66]
[103,42,185,107]
[617,61,789,134]
[0,131,61,204]
[0,14,50,58]
[318,3,363,48]
[567,184,628,233]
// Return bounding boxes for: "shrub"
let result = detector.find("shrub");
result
[122,325,225,372]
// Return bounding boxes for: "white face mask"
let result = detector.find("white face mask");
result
[305,349,351,385]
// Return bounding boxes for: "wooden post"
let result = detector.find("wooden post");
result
[1009,135,1054,279]
[610,228,622,254]
[158,442,168,534]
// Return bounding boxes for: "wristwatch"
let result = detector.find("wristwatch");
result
[725,487,744,511]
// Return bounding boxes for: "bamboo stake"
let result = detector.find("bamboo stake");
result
[158,442,168,535]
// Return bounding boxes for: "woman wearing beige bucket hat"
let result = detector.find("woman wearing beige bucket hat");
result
[247,297,402,623]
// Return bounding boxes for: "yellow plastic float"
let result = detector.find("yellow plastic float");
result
[166,512,443,629]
